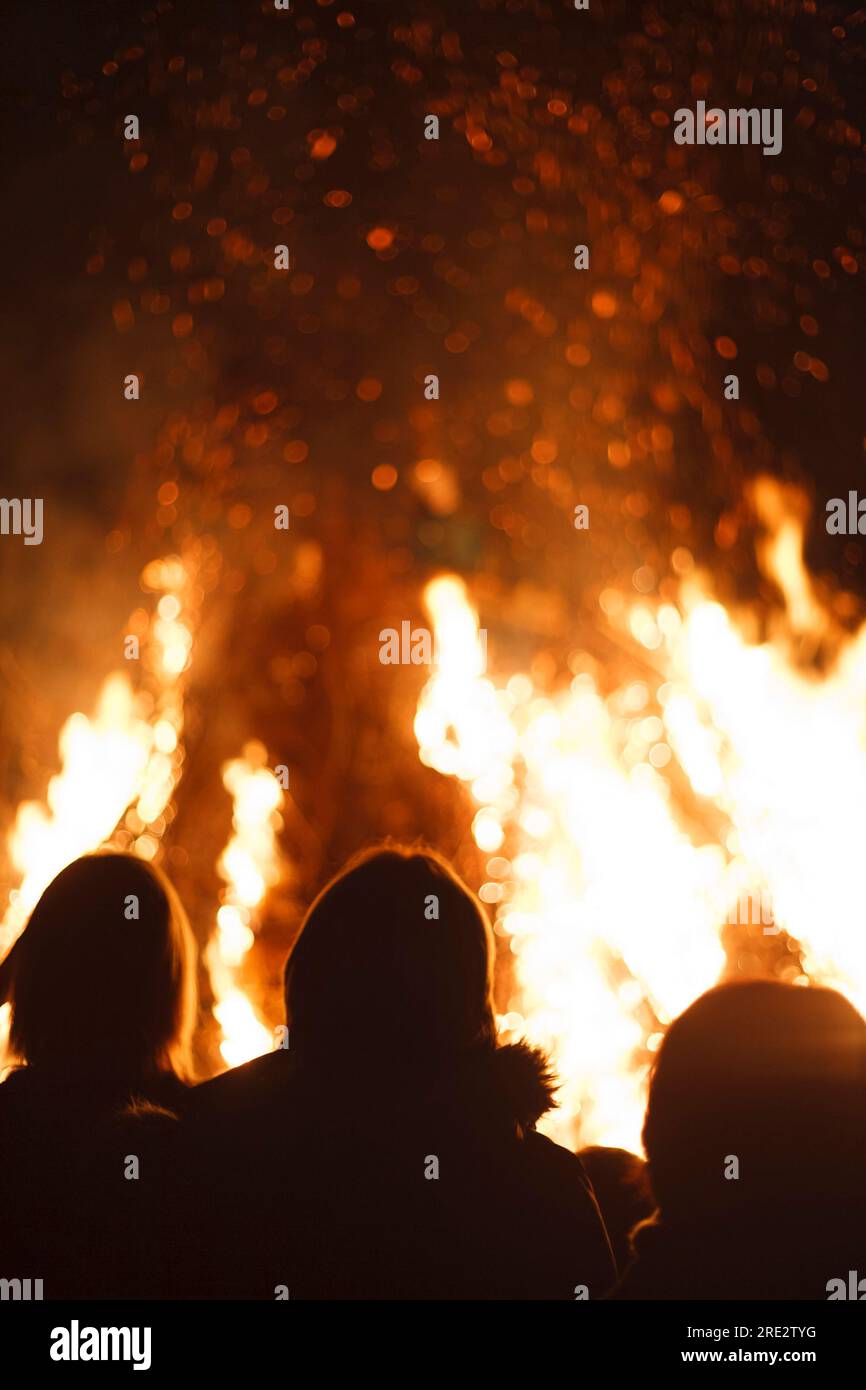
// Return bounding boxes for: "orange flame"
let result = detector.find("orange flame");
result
[0,554,195,1062]
[206,742,284,1068]
[415,483,866,1151]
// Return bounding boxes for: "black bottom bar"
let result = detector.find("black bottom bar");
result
[1,1298,860,1376]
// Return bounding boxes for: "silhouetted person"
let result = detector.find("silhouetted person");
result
[0,852,197,1297]
[178,845,615,1299]
[613,981,866,1300]
[578,1146,653,1274]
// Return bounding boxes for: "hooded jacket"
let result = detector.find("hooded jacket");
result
[174,1042,616,1300]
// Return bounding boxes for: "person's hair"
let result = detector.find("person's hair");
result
[642,980,866,1223]
[285,843,496,1070]
[8,852,196,1084]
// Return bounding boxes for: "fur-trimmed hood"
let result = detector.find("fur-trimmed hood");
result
[375,1039,560,1136]
[191,1038,559,1134]
[473,1041,558,1130]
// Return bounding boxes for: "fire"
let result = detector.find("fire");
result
[668,592,866,1012]
[2,555,193,947]
[2,676,153,947]
[415,484,866,1152]
[206,742,284,1068]
[416,580,726,1150]
[0,554,195,1062]
[2,545,285,1078]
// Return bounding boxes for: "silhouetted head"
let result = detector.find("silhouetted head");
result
[285,844,496,1073]
[643,981,866,1226]
[578,1145,654,1270]
[7,852,196,1084]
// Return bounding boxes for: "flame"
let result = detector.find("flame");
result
[0,555,195,1062]
[2,549,285,1079]
[415,488,866,1151]
[206,742,284,1068]
[2,546,284,1081]
[2,677,152,945]
[667,592,866,1013]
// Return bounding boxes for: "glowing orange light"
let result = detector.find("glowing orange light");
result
[415,482,866,1150]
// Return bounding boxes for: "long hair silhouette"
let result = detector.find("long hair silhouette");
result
[5,851,196,1088]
